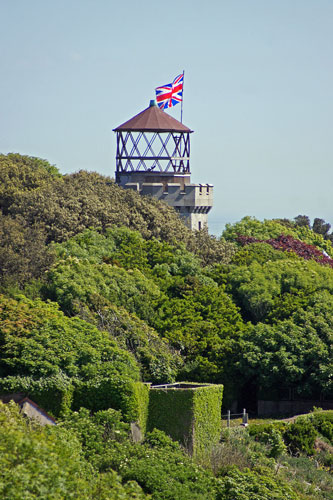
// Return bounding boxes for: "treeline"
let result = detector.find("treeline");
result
[0,153,333,499]
[1,153,332,407]
[0,153,234,286]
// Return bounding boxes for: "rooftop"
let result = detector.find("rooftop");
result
[114,101,193,133]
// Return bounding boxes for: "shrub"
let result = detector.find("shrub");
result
[117,430,218,500]
[0,401,147,499]
[283,419,317,456]
[237,234,333,268]
[61,407,130,470]
[248,423,287,458]
[216,466,299,500]
[73,378,150,429]
[94,305,183,384]
[0,374,74,418]
[310,411,333,444]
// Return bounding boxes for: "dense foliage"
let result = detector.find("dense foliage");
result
[39,226,243,398]
[0,153,234,286]
[0,401,148,500]
[218,218,333,402]
[1,154,333,499]
[237,234,333,268]
[223,216,333,256]
[0,294,147,419]
[5,400,332,500]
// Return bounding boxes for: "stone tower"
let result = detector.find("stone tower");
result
[113,101,213,230]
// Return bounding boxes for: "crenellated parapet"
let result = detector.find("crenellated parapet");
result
[123,182,213,230]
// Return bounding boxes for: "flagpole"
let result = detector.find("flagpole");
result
[181,70,185,123]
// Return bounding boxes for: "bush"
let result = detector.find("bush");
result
[73,378,149,429]
[63,416,218,500]
[116,430,218,500]
[248,423,287,458]
[94,305,183,384]
[0,294,140,381]
[0,401,147,499]
[310,411,333,444]
[283,419,317,456]
[216,466,299,500]
[61,407,130,470]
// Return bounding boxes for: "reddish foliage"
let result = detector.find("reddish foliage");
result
[236,234,333,268]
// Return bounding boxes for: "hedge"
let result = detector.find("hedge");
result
[147,382,223,458]
[0,374,74,417]
[0,374,150,429]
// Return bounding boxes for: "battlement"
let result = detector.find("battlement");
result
[123,182,213,230]
[125,182,212,209]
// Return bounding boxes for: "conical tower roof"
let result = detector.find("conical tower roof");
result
[113,101,193,133]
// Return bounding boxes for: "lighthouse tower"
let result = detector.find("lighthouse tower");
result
[113,101,213,230]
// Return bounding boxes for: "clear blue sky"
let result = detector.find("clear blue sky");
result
[1,0,333,234]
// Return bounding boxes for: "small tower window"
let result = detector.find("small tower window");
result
[198,221,202,231]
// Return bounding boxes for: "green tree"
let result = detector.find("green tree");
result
[45,257,160,322]
[312,217,331,238]
[0,213,54,286]
[0,294,142,416]
[294,214,311,228]
[238,316,332,398]
[94,304,183,384]
[223,216,333,256]
[225,257,333,323]
[0,153,235,273]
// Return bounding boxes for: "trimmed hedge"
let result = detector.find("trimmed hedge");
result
[0,375,150,428]
[192,385,224,459]
[147,382,223,458]
[73,377,150,430]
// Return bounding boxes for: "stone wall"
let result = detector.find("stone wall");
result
[123,182,213,231]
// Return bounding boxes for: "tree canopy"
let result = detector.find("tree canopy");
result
[1,154,333,499]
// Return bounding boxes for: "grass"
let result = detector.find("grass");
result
[281,455,333,500]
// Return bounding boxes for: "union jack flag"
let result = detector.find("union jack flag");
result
[155,73,184,110]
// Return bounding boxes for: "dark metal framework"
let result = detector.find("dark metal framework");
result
[115,131,190,173]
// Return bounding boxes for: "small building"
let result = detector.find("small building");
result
[147,382,223,458]
[113,101,213,231]
[1,393,56,426]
